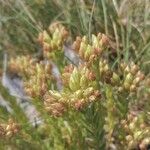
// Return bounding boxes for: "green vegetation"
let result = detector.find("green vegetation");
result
[0,0,150,149]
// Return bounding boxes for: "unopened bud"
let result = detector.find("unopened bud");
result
[72,67,80,83]
[112,72,120,83]
[131,65,139,75]
[129,122,135,130]
[134,131,142,139]
[124,82,131,90]
[126,135,133,141]
[6,131,12,137]
[92,34,98,45]
[43,30,50,42]
[74,90,82,98]
[69,76,79,91]
[125,73,133,84]
[49,90,62,99]
[103,64,109,72]
[84,45,92,60]
[124,66,130,73]
[80,76,88,88]
[120,62,127,70]
[82,36,88,43]
[83,87,94,96]
[89,95,96,102]
[130,85,136,92]
[133,77,140,85]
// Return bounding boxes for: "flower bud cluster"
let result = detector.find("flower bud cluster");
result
[24,61,53,98]
[5,118,20,137]
[44,93,66,117]
[0,119,20,138]
[136,78,150,110]
[120,62,145,92]
[99,59,113,84]
[9,55,34,77]
[44,65,101,116]
[99,60,145,93]
[62,64,96,90]
[38,22,69,59]
[9,56,54,98]
[120,113,150,149]
[72,33,109,63]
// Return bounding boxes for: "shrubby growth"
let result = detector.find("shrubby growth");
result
[6,22,150,150]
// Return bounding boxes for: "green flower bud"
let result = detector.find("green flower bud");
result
[99,61,103,67]
[120,63,125,70]
[92,34,99,48]
[125,73,133,84]
[83,87,94,96]
[81,66,87,75]
[69,76,79,91]
[85,69,90,78]
[131,64,139,75]
[36,64,43,75]
[53,28,60,41]
[43,30,51,42]
[79,43,87,57]
[112,72,120,83]
[80,42,87,51]
[49,90,62,99]
[124,66,130,74]
[56,39,61,47]
[74,90,83,98]
[99,68,104,74]
[80,75,88,88]
[124,82,131,90]
[50,40,55,49]
[71,67,80,83]
[85,45,92,60]
[103,64,109,72]
[134,131,142,139]
[82,36,88,43]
